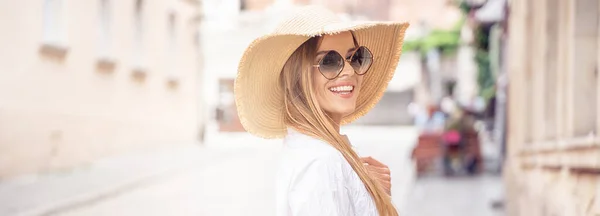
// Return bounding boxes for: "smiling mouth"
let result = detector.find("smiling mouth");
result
[328,85,354,95]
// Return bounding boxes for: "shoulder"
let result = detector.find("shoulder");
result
[282,130,345,165]
[277,130,350,180]
[279,131,349,190]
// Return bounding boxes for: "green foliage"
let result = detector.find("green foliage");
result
[473,26,495,100]
[458,0,471,14]
[474,27,489,50]
[476,50,495,100]
[402,16,465,57]
[402,39,422,53]
[425,29,462,55]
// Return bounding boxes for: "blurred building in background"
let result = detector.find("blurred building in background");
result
[204,0,475,130]
[0,0,203,178]
[505,0,600,215]
[201,0,280,132]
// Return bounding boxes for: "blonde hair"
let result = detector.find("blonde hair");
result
[279,35,398,216]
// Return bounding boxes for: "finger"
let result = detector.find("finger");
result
[375,173,391,182]
[369,174,390,188]
[382,183,391,196]
[365,165,391,175]
[366,166,391,176]
[373,177,391,195]
[366,168,392,182]
[379,179,391,189]
[360,156,387,168]
[366,171,391,195]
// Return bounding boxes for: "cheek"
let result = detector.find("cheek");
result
[312,70,334,109]
[312,70,329,95]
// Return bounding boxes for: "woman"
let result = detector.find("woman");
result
[235,5,408,216]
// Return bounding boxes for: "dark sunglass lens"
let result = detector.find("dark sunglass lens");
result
[350,46,373,75]
[319,51,344,78]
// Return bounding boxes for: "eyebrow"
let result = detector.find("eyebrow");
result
[316,47,358,57]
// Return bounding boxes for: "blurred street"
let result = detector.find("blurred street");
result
[0,126,505,216]
[3,0,599,215]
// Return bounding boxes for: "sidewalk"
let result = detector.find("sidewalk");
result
[0,144,214,216]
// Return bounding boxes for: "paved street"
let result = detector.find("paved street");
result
[404,175,505,216]
[54,147,281,216]
[41,126,419,216]
[1,125,504,216]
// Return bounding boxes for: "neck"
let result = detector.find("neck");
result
[329,113,343,133]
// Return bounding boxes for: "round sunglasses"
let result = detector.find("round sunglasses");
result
[312,46,374,80]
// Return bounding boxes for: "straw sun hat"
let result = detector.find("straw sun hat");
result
[235,5,409,139]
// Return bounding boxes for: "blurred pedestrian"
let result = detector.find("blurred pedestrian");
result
[234,5,408,216]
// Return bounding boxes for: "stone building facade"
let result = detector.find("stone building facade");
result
[0,0,203,178]
[504,0,600,215]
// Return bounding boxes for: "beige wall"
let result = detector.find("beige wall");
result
[390,0,462,29]
[0,0,203,178]
[505,0,600,215]
[244,0,276,11]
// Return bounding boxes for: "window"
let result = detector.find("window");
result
[572,0,598,137]
[168,13,177,57]
[43,0,66,44]
[239,0,276,11]
[193,30,200,49]
[167,12,179,86]
[133,0,144,66]
[98,0,111,57]
[523,0,535,143]
[544,0,559,140]
[240,0,246,10]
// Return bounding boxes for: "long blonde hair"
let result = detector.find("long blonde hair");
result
[279,35,398,216]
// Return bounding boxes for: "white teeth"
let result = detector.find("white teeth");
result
[329,85,354,92]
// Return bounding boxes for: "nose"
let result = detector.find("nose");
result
[338,60,354,79]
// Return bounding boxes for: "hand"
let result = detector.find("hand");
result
[360,156,391,196]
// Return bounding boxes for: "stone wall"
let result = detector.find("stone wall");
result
[504,0,600,215]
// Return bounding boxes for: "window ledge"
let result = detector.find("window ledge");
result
[166,75,180,89]
[132,66,148,81]
[39,42,69,59]
[561,136,600,150]
[96,56,117,72]
[522,136,600,154]
[521,144,600,172]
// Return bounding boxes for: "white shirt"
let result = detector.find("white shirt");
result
[276,129,378,216]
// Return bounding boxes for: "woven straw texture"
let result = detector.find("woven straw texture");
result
[235,5,409,139]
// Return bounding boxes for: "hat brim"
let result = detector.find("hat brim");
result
[235,22,409,139]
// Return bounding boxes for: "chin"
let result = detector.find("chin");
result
[335,107,356,117]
